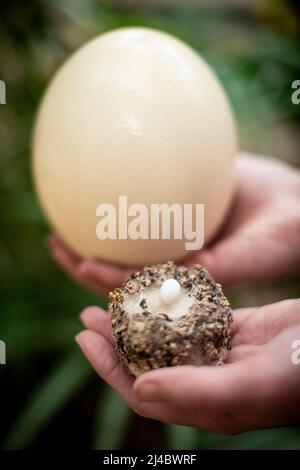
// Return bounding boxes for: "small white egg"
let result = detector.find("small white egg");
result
[160,279,181,305]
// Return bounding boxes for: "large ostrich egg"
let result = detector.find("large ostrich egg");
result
[33,27,236,265]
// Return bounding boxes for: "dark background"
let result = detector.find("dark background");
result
[0,0,300,449]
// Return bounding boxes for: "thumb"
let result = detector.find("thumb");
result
[133,362,262,410]
[195,233,257,286]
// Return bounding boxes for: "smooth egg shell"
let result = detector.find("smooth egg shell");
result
[33,27,236,265]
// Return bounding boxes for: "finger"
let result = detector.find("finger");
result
[78,260,135,288]
[231,307,256,336]
[194,233,258,286]
[80,307,113,344]
[81,278,110,295]
[232,299,300,347]
[225,308,261,362]
[80,279,110,295]
[47,234,80,272]
[78,261,126,294]
[47,234,79,258]
[76,330,191,425]
[134,361,262,410]
[76,330,135,403]
[51,244,107,293]
[47,235,109,294]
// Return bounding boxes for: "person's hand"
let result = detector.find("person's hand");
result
[48,153,300,292]
[76,299,300,435]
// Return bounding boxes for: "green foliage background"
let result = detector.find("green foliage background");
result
[0,0,300,449]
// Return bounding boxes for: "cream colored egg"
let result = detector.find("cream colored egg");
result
[33,27,236,265]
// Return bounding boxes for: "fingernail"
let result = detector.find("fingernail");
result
[79,308,89,322]
[75,333,83,345]
[136,381,159,401]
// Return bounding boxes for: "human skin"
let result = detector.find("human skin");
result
[48,153,300,292]
[47,153,300,433]
[76,300,300,435]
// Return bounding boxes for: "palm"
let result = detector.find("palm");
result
[76,299,300,435]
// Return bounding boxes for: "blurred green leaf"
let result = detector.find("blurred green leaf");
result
[3,350,92,449]
[93,387,131,450]
[167,424,197,450]
[192,426,300,450]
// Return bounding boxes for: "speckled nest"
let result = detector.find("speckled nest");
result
[108,261,232,377]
